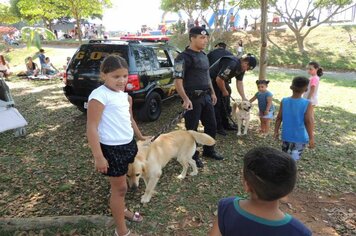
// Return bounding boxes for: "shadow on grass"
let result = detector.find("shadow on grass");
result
[0,79,355,235]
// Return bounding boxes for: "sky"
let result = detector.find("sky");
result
[102,0,164,32]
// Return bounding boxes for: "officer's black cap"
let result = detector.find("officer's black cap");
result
[189,26,209,36]
[243,53,257,70]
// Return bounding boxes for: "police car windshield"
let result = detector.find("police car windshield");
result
[69,44,129,70]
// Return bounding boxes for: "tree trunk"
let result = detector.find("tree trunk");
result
[75,17,82,44]
[259,0,268,80]
[0,215,113,231]
[295,33,306,54]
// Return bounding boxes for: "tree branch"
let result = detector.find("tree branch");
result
[303,5,343,38]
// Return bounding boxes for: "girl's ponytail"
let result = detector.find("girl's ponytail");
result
[317,68,323,77]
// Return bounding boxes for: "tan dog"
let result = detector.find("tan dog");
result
[127,140,150,190]
[232,100,252,136]
[128,130,215,203]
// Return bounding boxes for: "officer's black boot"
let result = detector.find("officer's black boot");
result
[202,145,224,160]
[192,150,204,168]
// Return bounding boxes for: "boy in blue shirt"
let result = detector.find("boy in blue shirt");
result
[274,76,315,161]
[209,147,312,236]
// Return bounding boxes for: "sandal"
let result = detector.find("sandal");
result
[114,229,130,236]
[114,229,138,236]
[124,208,143,223]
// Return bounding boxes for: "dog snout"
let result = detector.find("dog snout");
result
[130,184,138,191]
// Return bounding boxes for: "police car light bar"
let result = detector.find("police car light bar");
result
[120,35,170,42]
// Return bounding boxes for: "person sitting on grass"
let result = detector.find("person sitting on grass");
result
[0,55,12,79]
[26,56,40,77]
[209,147,312,236]
[274,76,315,161]
[43,57,59,75]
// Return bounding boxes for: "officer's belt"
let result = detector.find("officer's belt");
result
[186,89,210,98]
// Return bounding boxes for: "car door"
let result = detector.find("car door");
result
[150,46,175,97]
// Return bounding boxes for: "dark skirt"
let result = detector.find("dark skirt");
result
[100,139,138,177]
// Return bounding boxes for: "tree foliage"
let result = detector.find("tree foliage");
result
[63,0,111,42]
[17,0,67,26]
[0,3,20,24]
[160,0,206,19]
[273,0,354,53]
[229,0,261,9]
[232,0,355,53]
[21,26,56,49]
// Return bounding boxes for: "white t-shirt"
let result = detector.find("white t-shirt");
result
[88,85,133,145]
[303,75,320,105]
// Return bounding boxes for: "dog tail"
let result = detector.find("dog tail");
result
[188,130,216,146]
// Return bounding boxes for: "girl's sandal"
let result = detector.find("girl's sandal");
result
[114,229,141,236]
[124,208,143,223]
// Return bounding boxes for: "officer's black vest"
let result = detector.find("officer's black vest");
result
[209,55,239,70]
[182,49,210,92]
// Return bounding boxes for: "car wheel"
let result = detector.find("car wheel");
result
[76,104,87,113]
[137,91,162,122]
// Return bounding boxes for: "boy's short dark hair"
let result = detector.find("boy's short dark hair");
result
[243,147,297,201]
[39,49,44,53]
[290,76,309,93]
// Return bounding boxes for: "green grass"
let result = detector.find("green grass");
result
[0,70,355,235]
[170,25,356,71]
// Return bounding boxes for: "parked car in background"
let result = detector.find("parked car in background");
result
[63,37,179,121]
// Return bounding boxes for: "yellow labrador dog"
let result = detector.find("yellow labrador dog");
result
[128,130,215,203]
[127,140,150,190]
[232,100,252,136]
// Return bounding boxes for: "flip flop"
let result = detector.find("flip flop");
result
[114,229,131,236]
[124,208,143,223]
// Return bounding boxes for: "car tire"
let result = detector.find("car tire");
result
[76,104,87,113]
[137,91,161,122]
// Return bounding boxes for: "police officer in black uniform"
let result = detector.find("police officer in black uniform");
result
[207,42,235,135]
[207,42,233,66]
[209,54,257,135]
[174,26,223,168]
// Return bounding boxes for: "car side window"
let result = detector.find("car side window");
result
[134,47,152,72]
[153,48,172,68]
[145,47,159,69]
[133,48,144,71]
[171,50,180,62]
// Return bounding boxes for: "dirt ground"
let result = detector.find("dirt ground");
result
[280,191,355,236]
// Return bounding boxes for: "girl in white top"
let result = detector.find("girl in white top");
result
[304,61,323,125]
[87,55,149,236]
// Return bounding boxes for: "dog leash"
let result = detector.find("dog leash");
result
[151,109,187,142]
[221,96,238,127]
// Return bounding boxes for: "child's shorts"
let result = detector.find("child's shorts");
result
[100,139,138,177]
[259,111,274,119]
[282,141,306,161]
